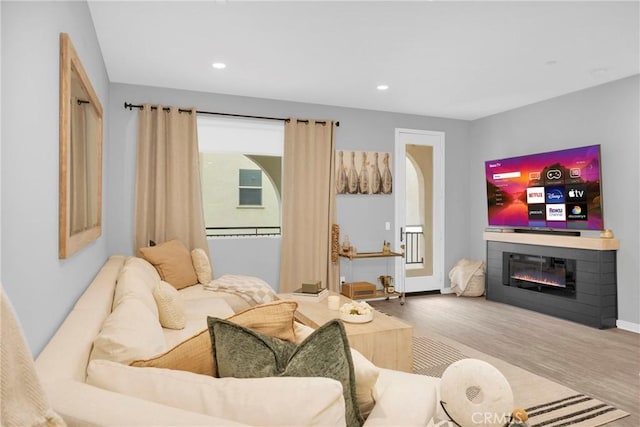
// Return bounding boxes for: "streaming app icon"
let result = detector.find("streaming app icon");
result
[528,204,546,220]
[545,186,565,204]
[570,168,581,178]
[546,169,562,180]
[565,184,587,202]
[526,187,545,204]
[546,204,566,221]
[567,203,588,221]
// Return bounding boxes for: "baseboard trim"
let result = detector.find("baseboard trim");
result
[616,319,640,333]
[440,287,455,295]
[405,290,442,297]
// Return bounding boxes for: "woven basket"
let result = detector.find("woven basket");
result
[460,272,485,297]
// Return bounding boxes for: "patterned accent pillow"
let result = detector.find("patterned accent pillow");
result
[139,239,198,289]
[208,318,364,427]
[153,281,186,330]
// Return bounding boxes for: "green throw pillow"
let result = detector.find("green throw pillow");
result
[207,317,364,427]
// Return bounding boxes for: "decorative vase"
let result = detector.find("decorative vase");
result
[358,153,369,194]
[347,151,359,194]
[371,152,382,194]
[336,151,347,194]
[382,153,393,194]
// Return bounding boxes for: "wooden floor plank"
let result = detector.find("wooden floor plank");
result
[369,294,639,427]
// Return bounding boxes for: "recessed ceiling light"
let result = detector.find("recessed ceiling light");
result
[591,67,608,77]
[377,84,389,91]
[211,62,226,70]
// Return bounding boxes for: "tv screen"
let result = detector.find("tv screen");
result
[485,145,603,231]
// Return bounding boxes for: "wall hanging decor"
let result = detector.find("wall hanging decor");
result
[335,150,392,195]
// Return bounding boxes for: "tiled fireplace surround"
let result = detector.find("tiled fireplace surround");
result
[484,232,619,328]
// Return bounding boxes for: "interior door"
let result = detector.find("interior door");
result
[394,129,445,293]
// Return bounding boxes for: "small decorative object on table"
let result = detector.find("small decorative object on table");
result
[507,408,529,427]
[382,240,391,254]
[378,275,395,294]
[339,301,374,323]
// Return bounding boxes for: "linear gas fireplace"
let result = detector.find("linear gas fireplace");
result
[484,233,618,329]
[504,253,576,297]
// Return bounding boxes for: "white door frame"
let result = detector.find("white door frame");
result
[394,128,445,292]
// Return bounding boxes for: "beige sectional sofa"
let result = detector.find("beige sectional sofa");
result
[35,255,440,426]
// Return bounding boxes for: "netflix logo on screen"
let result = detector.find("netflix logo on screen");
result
[546,204,566,221]
[565,184,588,202]
[527,187,545,204]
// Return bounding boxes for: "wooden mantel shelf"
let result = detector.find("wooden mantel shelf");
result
[483,231,619,251]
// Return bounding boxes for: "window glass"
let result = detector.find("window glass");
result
[198,116,283,237]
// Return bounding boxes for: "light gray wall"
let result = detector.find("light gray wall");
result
[107,83,471,291]
[468,75,640,328]
[1,1,111,355]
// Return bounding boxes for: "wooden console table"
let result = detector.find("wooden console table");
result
[281,292,414,372]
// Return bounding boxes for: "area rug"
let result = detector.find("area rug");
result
[412,336,630,427]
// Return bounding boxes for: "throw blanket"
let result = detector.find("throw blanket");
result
[1,284,66,427]
[204,274,277,306]
[448,259,485,296]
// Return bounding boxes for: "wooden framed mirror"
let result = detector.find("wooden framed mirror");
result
[59,33,103,259]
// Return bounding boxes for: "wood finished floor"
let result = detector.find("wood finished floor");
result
[369,294,640,427]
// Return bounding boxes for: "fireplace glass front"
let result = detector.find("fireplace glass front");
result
[504,253,576,297]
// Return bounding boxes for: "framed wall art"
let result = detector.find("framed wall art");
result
[335,150,392,195]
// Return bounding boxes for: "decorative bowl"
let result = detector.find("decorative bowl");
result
[339,301,374,323]
[340,311,374,323]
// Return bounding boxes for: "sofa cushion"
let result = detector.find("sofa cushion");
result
[191,248,213,284]
[87,359,346,426]
[153,281,186,330]
[131,300,299,377]
[139,239,198,289]
[208,318,363,427]
[90,298,166,364]
[294,322,380,417]
[350,348,380,418]
[112,262,159,318]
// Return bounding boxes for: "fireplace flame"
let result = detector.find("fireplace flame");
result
[511,273,565,287]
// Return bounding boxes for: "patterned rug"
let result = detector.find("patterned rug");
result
[412,336,630,427]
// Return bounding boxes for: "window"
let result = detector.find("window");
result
[197,116,284,237]
[239,169,262,206]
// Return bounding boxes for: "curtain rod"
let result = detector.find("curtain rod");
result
[123,102,339,126]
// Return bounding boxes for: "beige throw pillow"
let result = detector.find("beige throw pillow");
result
[139,240,198,289]
[227,300,298,342]
[130,300,299,376]
[91,298,166,364]
[191,248,213,284]
[153,281,186,330]
[131,329,215,376]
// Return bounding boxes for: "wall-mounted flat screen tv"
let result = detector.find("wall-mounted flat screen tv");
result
[485,145,603,231]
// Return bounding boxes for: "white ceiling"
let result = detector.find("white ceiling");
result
[88,1,639,120]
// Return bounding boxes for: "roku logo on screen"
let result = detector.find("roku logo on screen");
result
[546,204,566,221]
[527,187,545,204]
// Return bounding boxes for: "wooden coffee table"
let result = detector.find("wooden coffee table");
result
[281,292,413,372]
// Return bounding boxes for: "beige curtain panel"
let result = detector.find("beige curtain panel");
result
[134,104,210,257]
[280,119,338,293]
